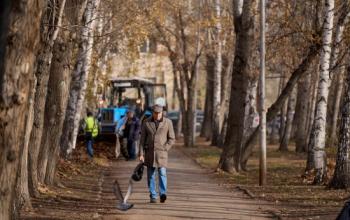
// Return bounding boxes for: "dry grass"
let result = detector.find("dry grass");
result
[182,138,349,217]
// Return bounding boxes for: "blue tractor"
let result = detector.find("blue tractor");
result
[97,77,167,140]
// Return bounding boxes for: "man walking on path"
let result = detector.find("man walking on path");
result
[139,104,175,203]
[85,111,98,158]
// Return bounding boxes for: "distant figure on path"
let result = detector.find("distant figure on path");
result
[139,104,175,203]
[116,108,141,160]
[123,109,141,160]
[84,111,98,158]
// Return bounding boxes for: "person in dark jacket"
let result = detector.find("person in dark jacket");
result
[123,109,141,160]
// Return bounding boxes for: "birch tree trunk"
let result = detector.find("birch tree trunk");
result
[327,6,350,146]
[279,88,297,151]
[29,0,67,193]
[89,10,111,107]
[0,1,44,219]
[243,81,258,142]
[329,61,350,189]
[328,6,350,81]
[60,0,100,157]
[212,0,222,146]
[307,0,335,184]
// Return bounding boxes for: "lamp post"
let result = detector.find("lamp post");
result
[259,0,267,186]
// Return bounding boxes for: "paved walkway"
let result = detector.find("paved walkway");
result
[21,146,275,220]
[103,148,274,220]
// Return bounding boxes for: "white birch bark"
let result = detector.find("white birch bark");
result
[242,81,258,147]
[212,0,222,146]
[61,0,100,156]
[308,0,335,183]
[234,0,243,17]
[329,9,350,80]
[328,5,350,145]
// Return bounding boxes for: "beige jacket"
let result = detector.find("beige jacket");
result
[139,117,175,167]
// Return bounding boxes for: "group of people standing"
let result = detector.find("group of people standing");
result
[84,104,175,204]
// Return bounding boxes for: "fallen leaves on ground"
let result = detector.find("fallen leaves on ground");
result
[183,137,349,218]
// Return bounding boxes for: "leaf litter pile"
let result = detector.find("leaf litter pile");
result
[20,140,121,219]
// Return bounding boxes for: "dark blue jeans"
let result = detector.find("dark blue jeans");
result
[127,140,136,160]
[85,133,94,158]
[147,167,167,199]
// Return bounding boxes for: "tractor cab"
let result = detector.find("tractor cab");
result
[98,77,167,137]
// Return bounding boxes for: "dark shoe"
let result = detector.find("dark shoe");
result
[160,194,167,203]
[150,198,157,203]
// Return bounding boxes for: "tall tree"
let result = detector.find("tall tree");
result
[152,1,203,147]
[329,68,345,147]
[28,0,67,195]
[0,0,45,219]
[329,57,350,189]
[279,75,288,143]
[42,28,74,185]
[217,0,258,173]
[327,4,350,147]
[212,0,223,146]
[60,0,101,157]
[306,0,335,184]
[218,55,232,147]
[295,72,311,152]
[241,42,322,170]
[306,64,320,151]
[14,78,36,214]
[200,54,215,140]
[279,88,297,151]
